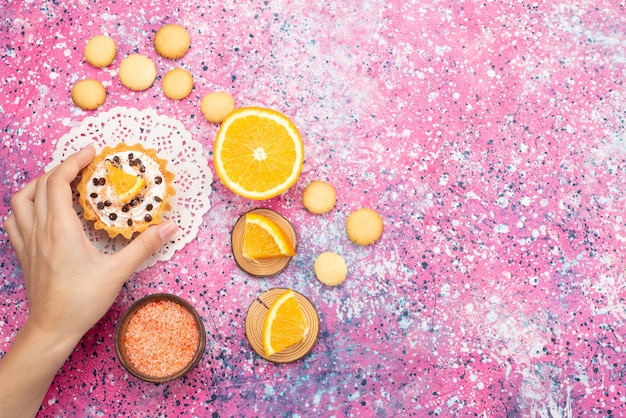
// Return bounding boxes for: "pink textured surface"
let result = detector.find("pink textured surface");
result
[1,1,626,416]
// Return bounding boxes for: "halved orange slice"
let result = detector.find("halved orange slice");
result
[242,212,295,260]
[106,161,146,202]
[262,289,308,356]
[213,107,304,200]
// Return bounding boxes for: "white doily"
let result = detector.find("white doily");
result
[47,107,212,271]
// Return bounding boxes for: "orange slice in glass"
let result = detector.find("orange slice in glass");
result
[106,161,146,202]
[213,107,304,200]
[262,289,309,356]
[242,212,295,260]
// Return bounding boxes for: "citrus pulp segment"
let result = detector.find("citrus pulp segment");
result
[106,161,146,202]
[262,289,309,356]
[242,212,295,260]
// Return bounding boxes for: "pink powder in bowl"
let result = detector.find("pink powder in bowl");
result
[116,294,205,382]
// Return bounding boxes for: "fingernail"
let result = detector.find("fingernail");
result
[157,222,179,242]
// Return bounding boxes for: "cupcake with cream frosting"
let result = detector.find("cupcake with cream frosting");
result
[77,143,175,239]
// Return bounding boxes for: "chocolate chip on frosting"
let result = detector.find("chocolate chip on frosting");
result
[128,195,144,208]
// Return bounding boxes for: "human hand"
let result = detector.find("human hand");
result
[4,145,179,344]
[1,145,178,418]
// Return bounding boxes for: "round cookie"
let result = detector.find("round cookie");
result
[84,35,116,68]
[71,79,106,110]
[119,54,157,91]
[162,68,194,100]
[302,180,336,214]
[314,252,348,286]
[201,92,235,123]
[154,24,190,59]
[346,208,384,246]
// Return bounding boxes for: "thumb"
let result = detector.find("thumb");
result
[111,222,179,277]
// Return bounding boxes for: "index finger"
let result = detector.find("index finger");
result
[9,176,38,236]
[46,145,96,218]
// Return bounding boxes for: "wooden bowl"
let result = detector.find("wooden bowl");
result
[115,293,206,383]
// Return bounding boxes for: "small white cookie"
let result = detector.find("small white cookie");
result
[84,35,117,68]
[302,180,336,214]
[314,252,347,286]
[154,24,190,59]
[346,208,383,246]
[119,54,157,91]
[162,68,194,100]
[201,92,235,123]
[71,79,106,110]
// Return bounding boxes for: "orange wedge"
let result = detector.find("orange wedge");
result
[263,289,308,356]
[213,107,304,200]
[106,161,146,202]
[242,213,295,260]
